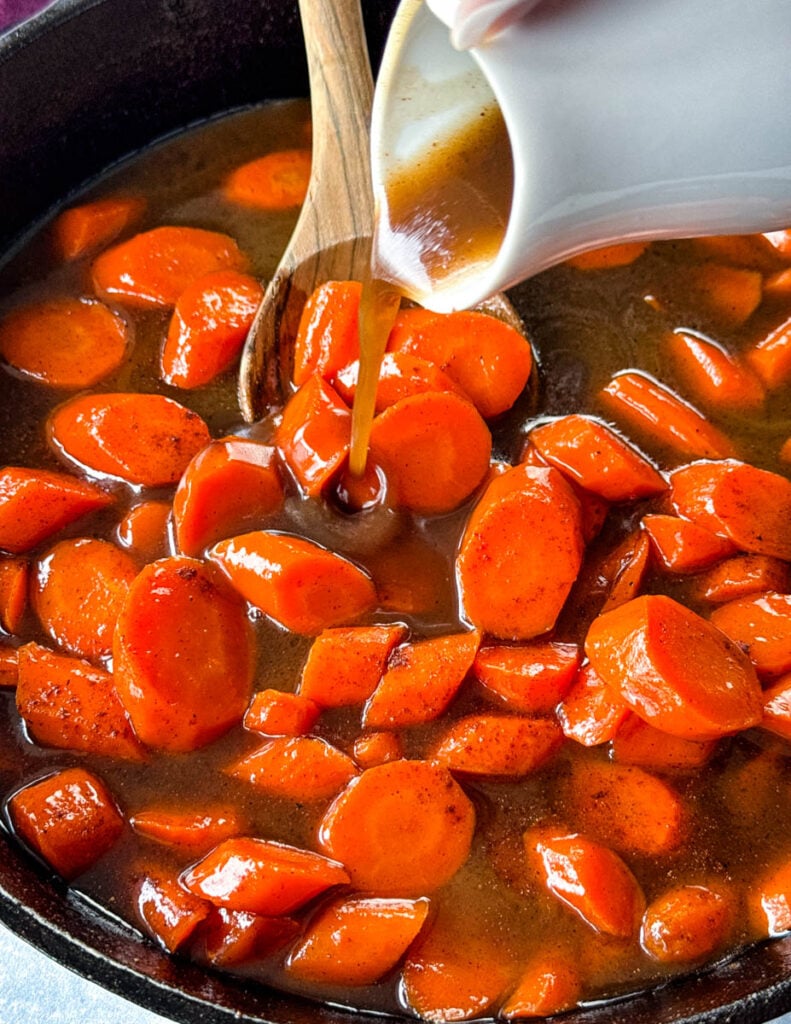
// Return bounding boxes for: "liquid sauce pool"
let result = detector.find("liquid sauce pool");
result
[1,101,791,1021]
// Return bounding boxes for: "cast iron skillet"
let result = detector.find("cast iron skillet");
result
[2,2,791,1022]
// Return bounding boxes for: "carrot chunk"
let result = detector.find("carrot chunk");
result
[611,714,716,771]
[0,467,113,554]
[298,624,407,708]
[113,556,254,751]
[600,530,651,613]
[750,858,791,936]
[173,439,283,556]
[501,950,582,1019]
[292,280,362,386]
[760,675,791,741]
[527,830,645,938]
[747,316,791,388]
[457,464,584,640]
[92,225,248,308]
[530,415,666,502]
[472,641,580,713]
[689,554,791,605]
[52,196,145,261]
[363,631,480,729]
[430,715,562,777]
[665,330,765,413]
[642,514,736,574]
[208,531,377,635]
[287,895,430,986]
[16,642,144,760]
[31,537,137,661]
[0,556,28,634]
[228,736,358,801]
[670,459,791,561]
[641,885,735,963]
[199,908,299,968]
[682,264,763,326]
[352,731,403,769]
[0,298,128,388]
[565,242,647,270]
[318,760,475,895]
[223,149,311,210]
[335,352,460,413]
[134,870,211,953]
[368,391,491,515]
[599,371,736,460]
[9,767,124,879]
[243,689,319,736]
[161,270,263,388]
[711,592,791,678]
[276,375,351,496]
[181,837,349,915]
[764,269,791,300]
[130,808,243,853]
[0,647,18,688]
[585,594,762,740]
[557,663,631,746]
[116,500,171,563]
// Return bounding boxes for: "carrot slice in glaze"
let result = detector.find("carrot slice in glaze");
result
[318,760,475,895]
[243,689,319,736]
[116,500,171,563]
[52,196,145,261]
[600,530,651,613]
[276,375,352,496]
[611,714,716,771]
[711,592,791,678]
[585,594,762,740]
[352,731,404,769]
[557,663,630,746]
[228,736,358,801]
[747,316,791,388]
[683,264,763,327]
[113,556,254,752]
[431,715,563,777]
[335,352,460,412]
[208,531,376,635]
[642,514,736,574]
[223,149,311,210]
[298,624,407,708]
[130,809,244,853]
[200,908,300,968]
[0,556,28,634]
[134,871,211,953]
[473,641,580,713]
[665,331,765,412]
[642,885,735,963]
[689,554,791,605]
[750,858,791,937]
[292,280,362,386]
[565,242,647,270]
[760,675,791,741]
[501,949,582,1019]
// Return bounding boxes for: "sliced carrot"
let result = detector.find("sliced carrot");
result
[763,229,791,256]
[161,270,263,388]
[181,837,349,915]
[611,714,716,771]
[670,459,791,560]
[223,149,311,210]
[275,374,351,496]
[298,624,407,708]
[116,500,171,563]
[585,594,762,740]
[601,530,651,613]
[318,759,475,895]
[287,895,430,986]
[363,631,480,729]
[228,736,358,801]
[31,537,137,661]
[501,949,582,1019]
[689,553,791,605]
[682,264,763,326]
[529,415,666,502]
[0,556,28,634]
[243,689,319,736]
[557,663,630,746]
[368,391,491,515]
[565,242,647,270]
[292,280,362,387]
[746,316,791,389]
[430,714,562,777]
[199,908,299,967]
[52,196,145,261]
[208,531,376,635]
[113,556,254,751]
[335,351,460,413]
[49,392,210,487]
[9,767,124,879]
[0,298,128,388]
[367,533,451,616]
[641,884,735,963]
[92,225,248,309]
[760,675,791,741]
[711,592,791,678]
[385,307,440,350]
[457,464,584,640]
[387,308,533,418]
[750,857,791,936]
[135,870,211,953]
[130,808,243,853]
[173,438,283,556]
[472,641,580,713]
[0,647,18,688]
[0,467,113,555]
[527,830,645,938]
[642,514,736,574]
[764,268,791,300]
[16,642,144,760]
[352,731,404,769]
[665,330,765,412]
[690,234,776,267]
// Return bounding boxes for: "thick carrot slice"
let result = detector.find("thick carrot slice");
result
[173,439,283,556]
[457,464,584,640]
[228,736,358,801]
[711,592,791,678]
[9,767,124,879]
[747,316,791,388]
[642,514,736,574]
[760,675,791,741]
[134,871,211,953]
[130,809,243,853]
[243,689,319,736]
[298,624,407,708]
[49,392,210,488]
[286,895,430,986]
[472,641,580,713]
[116,500,171,563]
[0,467,113,554]
[368,391,491,515]
[557,663,630,746]
[690,234,776,267]
[0,556,28,634]
[363,631,480,729]
[208,531,377,635]
[670,459,791,560]
[666,331,765,412]
[560,761,685,856]
[599,372,736,460]
[0,647,18,688]
[16,642,144,760]
[750,858,791,936]
[92,225,248,308]
[386,307,440,350]
[52,196,145,261]
[611,714,716,771]
[113,556,254,751]
[181,837,349,915]
[565,242,647,270]
[600,530,651,613]
[689,553,791,605]
[335,351,460,412]
[529,415,666,502]
[585,594,762,740]
[641,884,735,963]
[0,298,128,388]
[501,949,582,1019]
[431,715,562,777]
[161,270,263,388]
[764,269,791,300]
[352,731,403,769]
[276,375,351,496]
[318,760,475,895]
[683,264,763,326]
[200,908,299,968]
[31,537,137,660]
[387,308,533,418]
[292,280,362,386]
[223,149,311,210]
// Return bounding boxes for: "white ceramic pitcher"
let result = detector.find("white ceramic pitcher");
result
[370,0,791,312]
